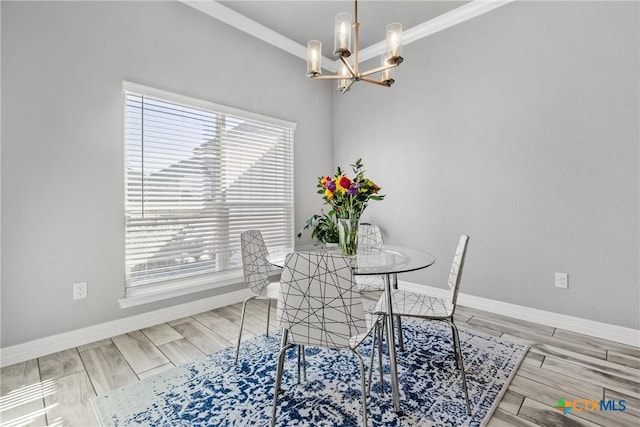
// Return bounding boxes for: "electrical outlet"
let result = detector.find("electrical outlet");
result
[555,272,568,289]
[73,282,88,300]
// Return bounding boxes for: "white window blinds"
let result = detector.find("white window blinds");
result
[123,82,295,290]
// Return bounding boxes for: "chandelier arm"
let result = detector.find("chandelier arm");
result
[339,56,357,78]
[360,77,392,87]
[343,79,356,93]
[359,62,399,78]
[309,74,347,80]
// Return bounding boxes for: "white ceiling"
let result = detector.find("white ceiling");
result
[182,0,514,72]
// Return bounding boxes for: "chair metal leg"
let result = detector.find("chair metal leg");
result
[377,318,384,396]
[298,345,307,384]
[366,318,386,397]
[396,316,405,351]
[297,345,301,384]
[302,345,307,382]
[295,345,307,384]
[235,296,255,365]
[367,323,377,396]
[450,322,459,369]
[450,321,471,416]
[266,299,272,337]
[350,349,369,427]
[271,331,293,427]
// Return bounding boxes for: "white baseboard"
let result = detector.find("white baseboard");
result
[399,281,640,348]
[0,289,251,367]
[3,283,638,367]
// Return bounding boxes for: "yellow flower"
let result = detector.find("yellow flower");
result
[324,189,334,199]
[335,175,351,193]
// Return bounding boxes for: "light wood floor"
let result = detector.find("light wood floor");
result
[1,294,638,426]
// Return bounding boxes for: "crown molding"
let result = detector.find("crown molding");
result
[357,0,515,63]
[181,0,515,75]
[180,0,339,72]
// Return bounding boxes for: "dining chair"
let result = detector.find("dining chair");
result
[374,235,472,416]
[235,229,281,365]
[271,252,381,427]
[356,223,385,292]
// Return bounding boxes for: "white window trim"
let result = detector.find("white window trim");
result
[119,269,245,308]
[122,81,297,130]
[120,81,295,308]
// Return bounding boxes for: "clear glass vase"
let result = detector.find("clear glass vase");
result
[337,217,359,256]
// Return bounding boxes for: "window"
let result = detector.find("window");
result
[123,82,295,295]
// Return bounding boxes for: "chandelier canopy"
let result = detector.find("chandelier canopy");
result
[306,0,404,93]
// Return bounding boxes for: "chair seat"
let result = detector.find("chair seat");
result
[374,289,454,319]
[356,275,385,292]
[258,281,280,299]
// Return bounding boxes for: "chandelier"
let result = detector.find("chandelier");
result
[306,0,404,93]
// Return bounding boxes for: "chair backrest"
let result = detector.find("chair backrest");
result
[277,252,368,349]
[240,230,273,295]
[357,223,384,253]
[448,235,470,307]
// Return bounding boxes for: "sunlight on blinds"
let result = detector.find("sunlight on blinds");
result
[124,83,295,289]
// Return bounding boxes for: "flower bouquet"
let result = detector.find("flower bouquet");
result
[317,159,384,255]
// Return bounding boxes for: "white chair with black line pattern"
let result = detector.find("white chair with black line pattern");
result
[235,230,281,365]
[271,251,383,427]
[355,223,385,292]
[374,235,472,416]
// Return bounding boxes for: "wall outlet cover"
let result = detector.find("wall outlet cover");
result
[555,272,568,289]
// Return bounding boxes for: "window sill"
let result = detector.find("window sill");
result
[119,269,245,309]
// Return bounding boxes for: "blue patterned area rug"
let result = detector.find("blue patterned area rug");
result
[92,319,527,426]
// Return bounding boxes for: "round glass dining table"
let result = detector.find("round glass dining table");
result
[270,244,436,414]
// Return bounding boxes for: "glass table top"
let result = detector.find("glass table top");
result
[270,245,435,276]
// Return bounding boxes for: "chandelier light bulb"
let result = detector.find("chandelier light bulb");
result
[334,12,352,57]
[306,40,322,77]
[386,23,403,62]
[338,64,350,92]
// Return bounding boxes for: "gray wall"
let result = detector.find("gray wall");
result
[334,1,639,329]
[1,1,333,347]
